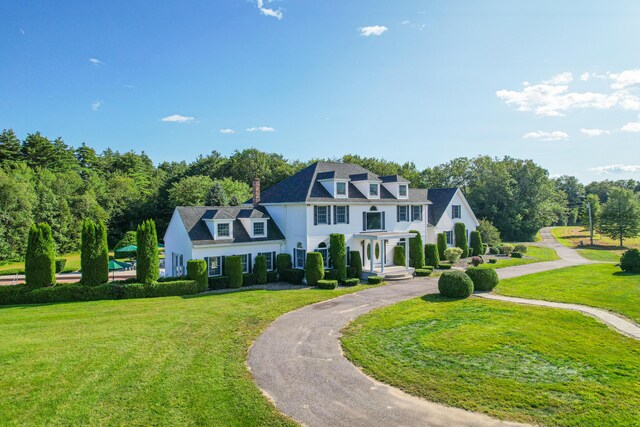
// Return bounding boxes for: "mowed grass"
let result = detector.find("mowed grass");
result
[0,285,377,426]
[495,263,640,323]
[341,295,640,426]
[551,226,639,262]
[0,252,81,275]
[478,245,559,269]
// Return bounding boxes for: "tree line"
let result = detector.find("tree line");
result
[1,128,639,262]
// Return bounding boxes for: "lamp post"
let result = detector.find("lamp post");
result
[587,202,594,246]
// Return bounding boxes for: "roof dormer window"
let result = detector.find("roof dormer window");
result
[399,184,408,197]
[217,223,230,238]
[253,221,265,237]
[336,181,347,197]
[369,183,379,197]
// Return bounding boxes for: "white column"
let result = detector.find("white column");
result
[369,238,374,273]
[405,237,410,271]
[381,240,385,273]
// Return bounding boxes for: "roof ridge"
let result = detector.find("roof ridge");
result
[304,162,320,201]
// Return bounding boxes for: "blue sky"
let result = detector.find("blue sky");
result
[1,0,640,182]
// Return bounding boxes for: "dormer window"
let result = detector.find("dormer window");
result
[253,221,265,236]
[399,184,408,197]
[369,183,379,197]
[336,182,347,196]
[217,223,230,238]
[452,205,461,219]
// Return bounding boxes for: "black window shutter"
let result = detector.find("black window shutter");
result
[333,205,337,224]
[363,211,366,231]
[346,206,350,224]
[382,212,386,230]
[293,249,296,267]
[221,256,226,275]
[397,205,400,222]
[314,206,318,225]
[271,251,276,270]
[327,206,331,224]
[248,254,252,273]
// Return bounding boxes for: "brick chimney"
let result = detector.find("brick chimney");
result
[252,178,261,207]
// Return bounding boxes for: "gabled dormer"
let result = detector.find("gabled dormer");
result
[380,175,410,199]
[204,218,234,240]
[350,172,382,200]
[316,171,350,198]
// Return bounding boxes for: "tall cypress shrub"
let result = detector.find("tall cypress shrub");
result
[424,243,440,268]
[329,233,346,282]
[349,251,362,279]
[305,252,324,286]
[136,219,159,284]
[254,255,268,284]
[469,230,483,256]
[25,223,56,288]
[225,255,243,288]
[187,259,208,292]
[81,220,109,286]
[409,231,425,268]
[437,233,448,260]
[454,222,469,258]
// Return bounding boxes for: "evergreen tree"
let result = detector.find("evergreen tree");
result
[408,230,425,268]
[136,219,159,284]
[599,188,640,247]
[454,222,469,258]
[0,129,22,163]
[329,233,347,282]
[205,181,229,206]
[25,223,56,288]
[81,220,109,285]
[437,232,448,260]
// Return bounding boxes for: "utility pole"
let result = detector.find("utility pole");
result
[587,202,594,246]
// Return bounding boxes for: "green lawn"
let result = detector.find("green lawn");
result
[478,245,559,269]
[495,263,640,323]
[551,226,636,262]
[341,295,640,426]
[0,252,82,275]
[0,284,377,426]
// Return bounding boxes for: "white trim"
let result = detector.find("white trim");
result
[251,219,267,237]
[193,239,286,249]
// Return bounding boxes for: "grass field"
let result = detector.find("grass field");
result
[341,295,640,426]
[0,284,377,426]
[478,245,559,269]
[551,226,639,262]
[0,252,82,275]
[495,263,640,323]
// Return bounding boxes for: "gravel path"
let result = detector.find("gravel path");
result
[247,228,623,426]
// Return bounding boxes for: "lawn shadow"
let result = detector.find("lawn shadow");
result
[420,293,469,304]
[612,271,640,277]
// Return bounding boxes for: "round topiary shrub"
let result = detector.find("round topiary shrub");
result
[511,252,523,258]
[488,259,497,264]
[438,270,474,298]
[488,246,500,255]
[414,268,432,277]
[500,244,514,256]
[471,256,484,266]
[305,252,325,286]
[514,244,528,254]
[444,247,463,263]
[620,249,640,273]
[367,276,383,285]
[317,279,338,289]
[465,267,499,291]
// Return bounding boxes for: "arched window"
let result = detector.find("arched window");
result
[294,242,305,268]
[316,242,329,268]
[370,206,378,211]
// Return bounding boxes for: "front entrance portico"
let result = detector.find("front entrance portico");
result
[353,231,417,274]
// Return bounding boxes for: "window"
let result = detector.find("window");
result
[336,206,347,224]
[172,253,184,276]
[253,221,265,236]
[240,254,249,273]
[365,207,383,231]
[205,256,222,276]
[445,230,454,245]
[399,184,408,197]
[316,243,330,268]
[336,182,347,196]
[398,205,408,222]
[411,205,423,221]
[217,223,230,237]
[294,248,306,268]
[398,238,406,249]
[258,252,273,270]
[452,205,462,219]
[316,206,328,224]
[369,183,379,197]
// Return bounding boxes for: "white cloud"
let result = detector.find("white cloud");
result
[246,126,276,132]
[610,69,640,90]
[401,20,410,25]
[580,72,590,82]
[91,101,101,111]
[19,29,25,35]
[545,72,573,85]
[523,131,569,141]
[360,26,388,37]
[621,119,640,132]
[580,128,610,136]
[219,128,235,134]
[161,114,195,123]
[591,164,640,174]
[89,58,104,66]
[257,0,283,19]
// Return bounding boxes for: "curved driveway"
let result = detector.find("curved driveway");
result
[247,228,595,427]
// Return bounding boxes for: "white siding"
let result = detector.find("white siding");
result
[434,190,478,246]
[191,241,284,272]
[163,209,194,275]
[265,204,307,256]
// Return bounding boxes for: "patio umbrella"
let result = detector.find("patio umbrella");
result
[115,245,137,259]
[108,259,131,281]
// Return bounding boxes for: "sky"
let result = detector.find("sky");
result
[1,0,640,182]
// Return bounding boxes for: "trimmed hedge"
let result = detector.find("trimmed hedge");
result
[438,270,474,298]
[488,259,497,264]
[284,268,305,285]
[409,230,425,268]
[470,230,483,256]
[305,252,325,286]
[511,252,523,258]
[266,270,278,283]
[330,233,347,282]
[187,259,208,292]
[367,276,383,285]
[437,233,448,260]
[81,219,109,286]
[55,259,67,273]
[242,273,256,287]
[621,249,640,273]
[343,278,359,286]
[136,219,159,284]
[424,266,434,271]
[254,255,268,285]
[317,279,338,290]
[277,253,292,279]
[437,263,452,270]
[121,283,147,299]
[424,243,440,268]
[25,223,56,288]
[514,244,528,254]
[209,275,230,290]
[465,267,499,291]
[347,267,358,279]
[454,222,469,258]
[324,269,338,281]
[148,280,200,297]
[393,245,406,266]
[415,269,432,277]
[349,251,362,279]
[225,255,243,288]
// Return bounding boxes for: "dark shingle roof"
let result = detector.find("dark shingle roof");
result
[427,188,458,226]
[176,206,284,246]
[258,162,428,204]
[380,175,410,183]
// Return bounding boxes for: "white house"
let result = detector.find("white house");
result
[164,162,478,280]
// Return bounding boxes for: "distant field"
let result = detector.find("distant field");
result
[551,226,638,262]
[478,245,559,269]
[0,252,81,276]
